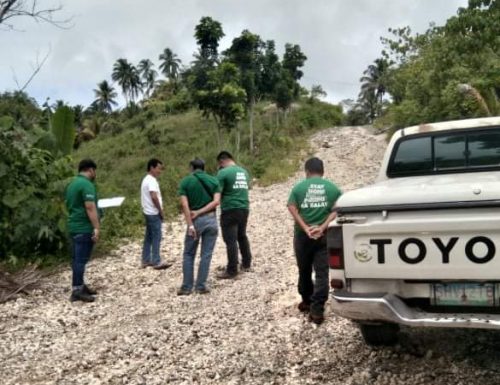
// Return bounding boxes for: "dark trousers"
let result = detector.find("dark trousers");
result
[71,233,94,289]
[294,231,329,316]
[221,209,252,274]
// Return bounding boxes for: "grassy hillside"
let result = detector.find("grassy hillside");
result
[75,100,342,250]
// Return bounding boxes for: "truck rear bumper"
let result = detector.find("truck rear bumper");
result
[332,291,500,329]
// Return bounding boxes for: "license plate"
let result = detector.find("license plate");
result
[433,283,496,306]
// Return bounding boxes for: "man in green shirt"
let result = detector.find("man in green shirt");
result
[287,157,342,324]
[216,151,253,278]
[65,159,100,303]
[177,158,221,295]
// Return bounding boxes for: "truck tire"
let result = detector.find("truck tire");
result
[359,323,399,346]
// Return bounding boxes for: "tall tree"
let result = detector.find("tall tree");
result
[158,48,181,82]
[225,29,263,152]
[359,58,389,119]
[195,62,246,148]
[138,59,158,98]
[194,16,225,62]
[92,80,118,113]
[112,58,142,104]
[260,40,281,99]
[282,43,307,97]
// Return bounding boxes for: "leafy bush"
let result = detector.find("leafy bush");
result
[0,122,73,263]
[164,89,193,114]
[146,126,161,145]
[288,101,343,133]
[101,118,124,136]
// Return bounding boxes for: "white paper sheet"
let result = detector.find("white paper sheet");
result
[97,197,125,209]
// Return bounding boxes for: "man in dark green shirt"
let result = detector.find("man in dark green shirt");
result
[177,158,221,295]
[65,159,100,303]
[216,151,253,278]
[287,157,342,324]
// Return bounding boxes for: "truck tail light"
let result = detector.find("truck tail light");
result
[329,248,344,269]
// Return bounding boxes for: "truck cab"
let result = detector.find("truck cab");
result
[328,117,500,345]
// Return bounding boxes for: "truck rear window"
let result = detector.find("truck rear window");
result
[388,128,500,177]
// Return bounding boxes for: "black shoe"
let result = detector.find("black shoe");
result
[298,301,310,313]
[70,289,95,303]
[177,288,192,296]
[309,313,325,325]
[83,284,97,295]
[240,265,252,273]
[196,287,211,294]
[216,271,237,280]
[152,262,172,270]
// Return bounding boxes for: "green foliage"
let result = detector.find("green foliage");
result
[375,0,500,133]
[0,122,73,262]
[51,106,76,156]
[164,89,193,114]
[195,16,225,61]
[289,101,343,133]
[146,126,161,145]
[195,62,247,131]
[0,91,41,129]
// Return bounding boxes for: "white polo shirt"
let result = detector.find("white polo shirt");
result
[141,174,163,215]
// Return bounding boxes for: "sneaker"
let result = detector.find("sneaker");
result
[309,313,325,325]
[177,288,192,296]
[196,287,211,294]
[83,284,97,295]
[152,262,172,270]
[216,271,238,280]
[70,289,95,303]
[298,301,310,313]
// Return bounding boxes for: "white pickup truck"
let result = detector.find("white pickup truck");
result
[328,117,500,345]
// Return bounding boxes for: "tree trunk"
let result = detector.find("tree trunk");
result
[236,123,241,161]
[249,98,254,153]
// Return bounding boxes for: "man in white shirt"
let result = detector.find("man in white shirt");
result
[141,158,171,269]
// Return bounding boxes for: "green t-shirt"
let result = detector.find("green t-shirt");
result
[178,170,221,210]
[217,165,251,210]
[65,175,98,234]
[287,176,342,234]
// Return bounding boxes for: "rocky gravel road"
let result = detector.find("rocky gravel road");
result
[2,126,500,385]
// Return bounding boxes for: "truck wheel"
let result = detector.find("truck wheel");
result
[359,323,399,346]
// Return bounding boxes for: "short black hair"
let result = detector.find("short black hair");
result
[190,158,205,171]
[78,158,97,172]
[216,151,233,161]
[147,158,163,171]
[305,157,324,175]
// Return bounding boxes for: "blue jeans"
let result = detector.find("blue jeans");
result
[71,233,94,289]
[142,214,162,265]
[181,214,218,291]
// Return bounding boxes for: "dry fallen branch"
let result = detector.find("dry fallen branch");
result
[0,265,42,303]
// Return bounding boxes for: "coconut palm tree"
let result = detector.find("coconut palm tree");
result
[359,58,389,120]
[92,80,118,113]
[138,59,158,98]
[159,48,181,82]
[112,58,142,104]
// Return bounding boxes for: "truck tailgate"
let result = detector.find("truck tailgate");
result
[342,209,500,280]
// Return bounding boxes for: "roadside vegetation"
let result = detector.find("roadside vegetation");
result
[345,0,499,136]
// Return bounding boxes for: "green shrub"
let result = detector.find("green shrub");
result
[0,123,73,262]
[146,126,161,145]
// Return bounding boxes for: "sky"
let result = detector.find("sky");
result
[0,0,468,108]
